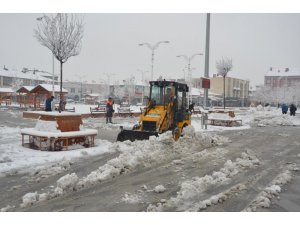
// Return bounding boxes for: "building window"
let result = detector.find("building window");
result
[3,77,12,86]
[71,88,75,93]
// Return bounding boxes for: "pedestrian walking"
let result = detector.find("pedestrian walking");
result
[290,103,297,116]
[281,103,288,114]
[106,97,114,123]
[45,96,54,112]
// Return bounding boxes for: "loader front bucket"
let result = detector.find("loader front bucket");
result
[116,130,158,142]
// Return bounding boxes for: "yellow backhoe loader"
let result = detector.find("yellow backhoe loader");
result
[117,80,192,142]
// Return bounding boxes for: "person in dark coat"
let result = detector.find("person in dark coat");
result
[281,103,288,114]
[290,103,297,116]
[45,96,54,112]
[106,97,114,123]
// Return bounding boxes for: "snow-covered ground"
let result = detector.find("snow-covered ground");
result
[0,106,299,177]
[0,105,299,212]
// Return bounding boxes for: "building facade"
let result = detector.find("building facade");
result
[210,75,250,99]
[0,66,57,90]
[264,67,300,88]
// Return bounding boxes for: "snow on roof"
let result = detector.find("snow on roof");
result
[265,67,300,77]
[190,87,204,96]
[0,68,53,82]
[21,86,35,92]
[0,87,14,93]
[39,84,68,93]
[85,93,100,97]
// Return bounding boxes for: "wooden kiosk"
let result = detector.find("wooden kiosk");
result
[0,87,13,105]
[21,112,97,151]
[29,84,68,110]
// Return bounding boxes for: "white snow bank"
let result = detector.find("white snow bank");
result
[121,193,143,204]
[243,108,300,127]
[245,170,292,211]
[20,192,39,208]
[32,128,230,205]
[154,185,166,193]
[56,173,78,191]
[76,128,229,189]
[147,150,260,211]
[0,205,15,212]
[29,159,72,182]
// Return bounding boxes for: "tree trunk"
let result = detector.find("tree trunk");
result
[223,75,226,110]
[59,61,63,113]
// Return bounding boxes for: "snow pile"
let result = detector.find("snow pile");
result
[241,108,299,127]
[34,120,59,132]
[20,192,39,208]
[0,126,21,142]
[30,159,72,182]
[147,150,260,211]
[256,105,264,111]
[38,193,49,202]
[245,170,292,211]
[154,185,166,193]
[121,193,143,204]
[76,129,229,189]
[56,173,79,192]
[0,205,15,212]
[29,129,229,205]
[0,156,12,163]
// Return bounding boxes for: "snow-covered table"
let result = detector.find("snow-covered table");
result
[21,112,97,151]
[21,128,97,151]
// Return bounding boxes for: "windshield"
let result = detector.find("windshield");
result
[150,84,163,104]
[150,84,176,105]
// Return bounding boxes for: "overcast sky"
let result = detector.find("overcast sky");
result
[0,13,300,87]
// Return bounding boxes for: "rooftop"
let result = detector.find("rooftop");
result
[265,67,300,77]
[0,67,55,82]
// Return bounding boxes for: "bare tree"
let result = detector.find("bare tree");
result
[216,57,233,110]
[34,13,84,111]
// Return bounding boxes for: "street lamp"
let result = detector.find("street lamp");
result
[138,41,170,81]
[177,53,203,103]
[137,69,149,105]
[103,73,116,98]
[176,53,203,84]
[36,15,55,96]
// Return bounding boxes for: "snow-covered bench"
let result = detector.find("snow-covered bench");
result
[21,128,98,151]
[208,118,242,127]
[65,107,75,112]
[118,105,134,117]
[90,106,106,117]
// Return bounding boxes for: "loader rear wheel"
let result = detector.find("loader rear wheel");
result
[172,127,181,141]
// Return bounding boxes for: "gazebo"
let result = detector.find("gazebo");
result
[16,86,35,108]
[0,87,14,106]
[84,93,101,105]
[30,84,68,109]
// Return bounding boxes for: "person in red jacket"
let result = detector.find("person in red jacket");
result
[106,97,114,123]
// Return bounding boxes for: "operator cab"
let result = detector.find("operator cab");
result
[149,80,190,122]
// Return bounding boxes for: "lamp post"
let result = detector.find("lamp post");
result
[139,41,170,81]
[177,53,203,103]
[103,73,116,98]
[36,15,55,96]
[177,54,203,85]
[137,69,149,105]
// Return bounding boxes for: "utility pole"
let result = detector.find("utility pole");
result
[204,13,210,108]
